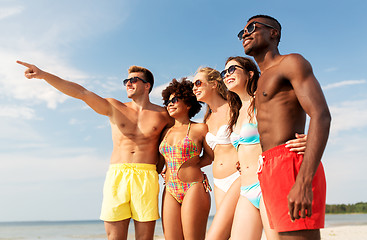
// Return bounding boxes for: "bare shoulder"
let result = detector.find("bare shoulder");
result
[191,121,209,133]
[105,98,128,109]
[279,53,314,78]
[150,102,168,113]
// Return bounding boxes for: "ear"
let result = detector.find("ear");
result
[248,71,254,80]
[211,81,218,89]
[145,83,151,92]
[270,28,279,40]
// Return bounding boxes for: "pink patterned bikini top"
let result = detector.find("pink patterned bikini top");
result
[159,122,200,170]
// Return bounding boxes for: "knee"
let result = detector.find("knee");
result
[135,233,154,240]
[105,227,126,240]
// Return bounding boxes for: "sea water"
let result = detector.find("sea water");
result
[1,214,367,240]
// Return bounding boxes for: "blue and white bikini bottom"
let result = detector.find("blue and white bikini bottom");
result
[240,181,262,209]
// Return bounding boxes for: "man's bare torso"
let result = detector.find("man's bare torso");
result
[255,55,306,152]
[107,98,171,165]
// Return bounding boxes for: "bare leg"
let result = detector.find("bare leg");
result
[104,219,130,240]
[279,229,320,240]
[206,177,240,240]
[213,185,226,210]
[181,183,211,240]
[162,190,184,240]
[133,220,156,240]
[259,197,279,240]
[231,195,263,240]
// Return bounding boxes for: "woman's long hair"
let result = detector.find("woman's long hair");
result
[196,67,241,132]
[224,57,260,131]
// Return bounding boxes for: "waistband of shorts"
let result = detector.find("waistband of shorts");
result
[261,144,290,158]
[108,163,157,171]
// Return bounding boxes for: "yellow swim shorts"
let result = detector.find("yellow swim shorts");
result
[100,163,159,222]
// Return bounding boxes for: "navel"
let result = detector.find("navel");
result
[262,91,267,97]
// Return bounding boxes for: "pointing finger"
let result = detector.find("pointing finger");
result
[16,60,33,68]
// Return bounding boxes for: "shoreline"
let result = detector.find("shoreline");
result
[1,216,367,240]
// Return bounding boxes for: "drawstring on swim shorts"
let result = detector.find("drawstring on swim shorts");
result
[257,155,264,174]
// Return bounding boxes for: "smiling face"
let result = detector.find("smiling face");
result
[125,72,148,98]
[222,60,249,94]
[165,94,190,119]
[242,17,280,56]
[192,72,215,102]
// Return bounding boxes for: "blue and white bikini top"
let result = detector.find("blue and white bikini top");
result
[205,125,232,150]
[230,122,260,149]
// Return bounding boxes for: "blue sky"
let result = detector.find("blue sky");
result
[1,0,366,222]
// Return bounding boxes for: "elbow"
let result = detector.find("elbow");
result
[320,109,331,130]
[76,89,89,100]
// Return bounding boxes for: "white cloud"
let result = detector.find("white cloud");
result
[329,99,367,136]
[0,118,43,143]
[0,6,24,20]
[0,1,129,109]
[0,149,108,183]
[322,79,366,90]
[0,105,37,120]
[151,82,170,100]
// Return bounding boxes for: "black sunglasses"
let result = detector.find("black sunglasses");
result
[164,96,180,106]
[237,21,277,41]
[123,76,148,86]
[220,65,245,79]
[193,80,203,87]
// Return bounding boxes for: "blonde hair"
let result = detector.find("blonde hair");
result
[197,67,241,132]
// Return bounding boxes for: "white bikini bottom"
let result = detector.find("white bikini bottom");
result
[213,171,241,193]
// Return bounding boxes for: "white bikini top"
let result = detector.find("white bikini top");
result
[205,125,232,150]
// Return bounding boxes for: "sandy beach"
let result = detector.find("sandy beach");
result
[320,225,367,240]
[148,225,367,240]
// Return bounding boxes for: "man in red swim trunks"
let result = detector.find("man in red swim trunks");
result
[238,15,331,239]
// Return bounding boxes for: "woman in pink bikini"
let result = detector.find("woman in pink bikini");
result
[159,78,213,240]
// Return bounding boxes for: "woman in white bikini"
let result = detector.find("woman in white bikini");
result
[192,67,241,239]
[192,66,307,240]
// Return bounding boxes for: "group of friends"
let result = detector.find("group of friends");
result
[17,14,331,240]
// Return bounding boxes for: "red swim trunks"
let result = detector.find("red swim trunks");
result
[257,144,326,232]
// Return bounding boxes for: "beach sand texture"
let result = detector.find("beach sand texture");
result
[131,225,367,240]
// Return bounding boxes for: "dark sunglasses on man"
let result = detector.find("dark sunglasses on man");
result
[123,76,148,86]
[220,65,245,79]
[237,21,277,41]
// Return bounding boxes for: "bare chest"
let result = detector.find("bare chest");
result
[111,109,165,139]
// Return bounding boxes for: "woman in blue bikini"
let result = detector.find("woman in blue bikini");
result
[192,65,306,239]
[222,56,307,239]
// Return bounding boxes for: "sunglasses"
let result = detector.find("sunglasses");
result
[237,21,277,41]
[123,76,148,86]
[193,80,203,87]
[220,65,245,79]
[164,96,180,106]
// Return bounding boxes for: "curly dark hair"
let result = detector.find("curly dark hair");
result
[162,78,202,119]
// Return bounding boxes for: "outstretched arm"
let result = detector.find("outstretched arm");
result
[17,61,113,116]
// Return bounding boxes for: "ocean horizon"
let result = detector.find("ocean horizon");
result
[1,214,367,240]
